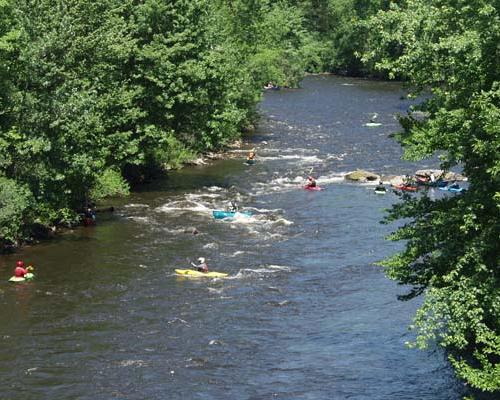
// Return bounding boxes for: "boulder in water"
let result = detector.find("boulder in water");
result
[415,169,445,179]
[443,171,467,181]
[379,175,398,185]
[389,176,406,186]
[414,169,466,181]
[344,170,380,182]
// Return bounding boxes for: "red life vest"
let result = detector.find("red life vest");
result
[15,267,28,277]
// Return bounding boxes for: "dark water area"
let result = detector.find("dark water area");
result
[0,76,470,399]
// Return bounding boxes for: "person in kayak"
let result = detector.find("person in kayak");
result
[305,175,317,188]
[448,180,460,189]
[14,260,28,278]
[83,205,96,226]
[227,201,239,212]
[194,257,209,273]
[247,148,256,161]
[375,180,386,192]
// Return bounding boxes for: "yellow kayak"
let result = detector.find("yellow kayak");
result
[175,269,228,278]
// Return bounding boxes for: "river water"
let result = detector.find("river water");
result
[0,76,469,399]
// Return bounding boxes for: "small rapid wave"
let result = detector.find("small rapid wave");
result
[155,200,211,214]
[251,172,345,195]
[260,154,322,164]
[229,264,293,280]
[123,203,150,209]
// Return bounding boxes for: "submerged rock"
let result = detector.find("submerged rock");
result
[184,227,199,235]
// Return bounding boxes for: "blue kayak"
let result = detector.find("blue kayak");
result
[212,210,252,219]
[439,185,465,193]
[416,177,448,187]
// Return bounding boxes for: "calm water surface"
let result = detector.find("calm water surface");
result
[0,76,468,399]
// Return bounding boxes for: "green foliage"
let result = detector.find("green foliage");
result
[212,0,310,87]
[366,0,500,392]
[0,0,272,244]
[0,177,33,244]
[90,169,130,201]
[147,130,198,170]
[294,0,391,75]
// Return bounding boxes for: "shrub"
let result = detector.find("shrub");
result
[0,177,33,244]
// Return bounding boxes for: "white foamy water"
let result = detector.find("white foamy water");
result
[326,153,347,161]
[186,193,222,200]
[126,216,151,223]
[316,172,347,184]
[246,207,283,214]
[259,155,322,164]
[229,264,292,280]
[227,251,246,257]
[155,200,211,214]
[124,203,150,208]
[206,186,225,192]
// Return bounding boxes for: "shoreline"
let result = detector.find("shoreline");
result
[0,137,256,254]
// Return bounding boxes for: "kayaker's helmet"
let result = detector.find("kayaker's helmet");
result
[198,257,205,264]
[16,260,24,268]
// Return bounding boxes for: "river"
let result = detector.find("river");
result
[0,75,468,399]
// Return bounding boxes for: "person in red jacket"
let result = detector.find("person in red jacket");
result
[14,260,28,277]
[305,175,317,188]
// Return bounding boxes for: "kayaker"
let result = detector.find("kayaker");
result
[305,175,317,188]
[247,148,256,161]
[227,201,238,212]
[194,257,208,273]
[375,181,386,192]
[83,205,96,226]
[14,260,28,278]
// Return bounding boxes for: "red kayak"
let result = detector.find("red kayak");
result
[393,184,418,192]
[304,185,323,191]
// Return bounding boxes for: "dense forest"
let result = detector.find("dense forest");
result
[0,0,498,394]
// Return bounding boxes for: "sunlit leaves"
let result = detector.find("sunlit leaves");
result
[367,0,500,392]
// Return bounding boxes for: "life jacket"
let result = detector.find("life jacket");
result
[15,267,28,277]
[197,263,209,273]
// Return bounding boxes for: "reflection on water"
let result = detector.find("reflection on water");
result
[0,76,469,399]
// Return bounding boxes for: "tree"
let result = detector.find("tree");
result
[364,0,500,392]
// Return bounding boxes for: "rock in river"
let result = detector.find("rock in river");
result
[344,169,380,182]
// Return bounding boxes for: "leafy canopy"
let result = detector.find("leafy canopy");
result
[364,0,500,392]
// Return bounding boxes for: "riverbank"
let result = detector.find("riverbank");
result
[0,135,259,254]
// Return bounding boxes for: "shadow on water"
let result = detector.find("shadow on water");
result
[0,76,476,399]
